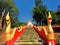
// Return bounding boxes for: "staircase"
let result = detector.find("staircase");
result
[14,28,43,45]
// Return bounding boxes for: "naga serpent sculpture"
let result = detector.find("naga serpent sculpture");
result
[33,12,56,45]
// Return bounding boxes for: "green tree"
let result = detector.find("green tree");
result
[18,22,26,26]
[0,0,18,28]
[32,0,47,25]
[32,0,58,25]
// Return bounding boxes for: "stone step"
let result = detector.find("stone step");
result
[15,40,39,42]
[0,42,42,45]
[14,42,43,45]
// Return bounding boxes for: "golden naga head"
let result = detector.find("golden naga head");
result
[6,12,10,24]
[47,12,52,23]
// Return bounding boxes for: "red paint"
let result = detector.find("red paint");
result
[47,39,56,45]
[48,18,52,20]
[33,26,47,42]
[33,26,56,45]
[6,20,9,21]
[6,26,27,45]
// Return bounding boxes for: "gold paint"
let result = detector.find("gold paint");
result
[47,12,54,39]
[37,26,42,31]
[42,27,48,36]
[6,12,11,41]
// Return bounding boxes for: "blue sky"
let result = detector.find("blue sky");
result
[14,0,60,22]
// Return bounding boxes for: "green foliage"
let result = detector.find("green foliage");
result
[11,17,19,27]
[35,0,42,6]
[32,0,47,25]
[32,0,58,25]
[0,0,18,27]
[18,22,26,26]
[49,11,57,19]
